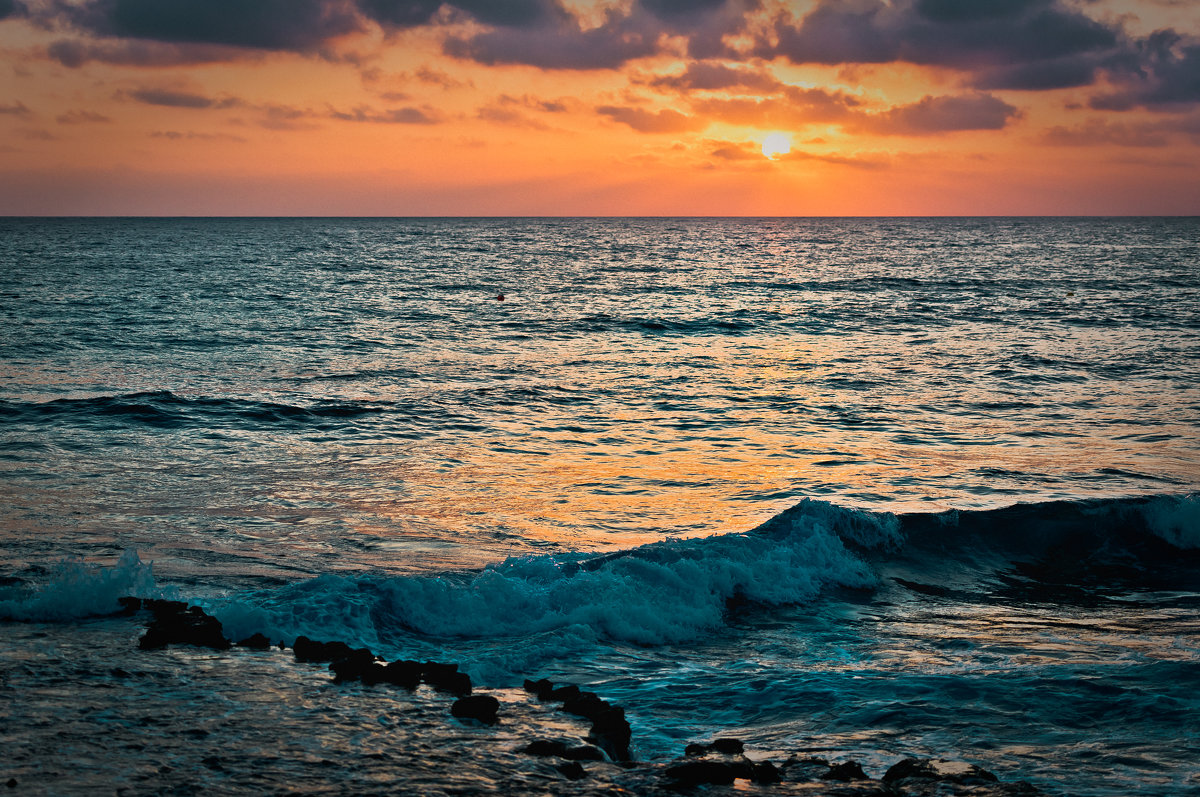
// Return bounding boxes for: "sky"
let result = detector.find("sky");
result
[1,0,1199,215]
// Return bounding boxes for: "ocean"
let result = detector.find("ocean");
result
[1,217,1197,795]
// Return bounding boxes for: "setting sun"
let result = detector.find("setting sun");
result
[762,132,792,160]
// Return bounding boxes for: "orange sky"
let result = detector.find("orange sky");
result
[1,0,1198,215]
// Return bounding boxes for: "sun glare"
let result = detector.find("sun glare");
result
[761,132,791,160]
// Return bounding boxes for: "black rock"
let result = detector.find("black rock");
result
[561,692,610,721]
[117,596,142,615]
[328,648,378,683]
[422,662,472,696]
[564,745,605,762]
[523,739,570,757]
[666,760,737,786]
[138,603,230,651]
[555,761,587,781]
[752,761,782,784]
[686,737,745,757]
[451,694,500,725]
[823,760,869,781]
[883,758,999,786]
[523,678,555,700]
[6,779,17,788]
[381,659,421,689]
[236,633,271,650]
[548,684,581,702]
[587,706,632,762]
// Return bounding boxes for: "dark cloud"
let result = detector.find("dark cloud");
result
[46,38,246,68]
[449,0,560,27]
[1091,33,1200,111]
[974,57,1099,90]
[763,0,1121,81]
[57,109,111,123]
[328,104,442,123]
[150,129,247,142]
[444,14,659,70]
[61,0,362,51]
[647,62,785,93]
[597,105,706,133]
[866,92,1020,134]
[710,141,759,159]
[0,100,31,115]
[1042,119,1170,147]
[122,88,239,109]
[0,0,20,20]
[356,0,443,28]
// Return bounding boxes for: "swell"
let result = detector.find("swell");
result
[3,495,1196,653]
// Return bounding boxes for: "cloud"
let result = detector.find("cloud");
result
[1041,119,1170,147]
[120,88,240,109]
[444,13,659,70]
[46,38,248,68]
[0,100,31,115]
[597,104,707,133]
[57,0,362,52]
[328,104,442,123]
[150,130,247,142]
[865,92,1020,134]
[762,0,1122,85]
[690,86,862,127]
[0,0,20,20]
[1091,33,1200,111]
[647,61,785,93]
[56,109,111,123]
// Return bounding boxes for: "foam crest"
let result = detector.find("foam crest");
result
[213,500,889,651]
[0,549,165,622]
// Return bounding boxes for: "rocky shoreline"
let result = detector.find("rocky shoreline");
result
[110,597,1047,796]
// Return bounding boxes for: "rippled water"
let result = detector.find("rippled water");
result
[1,217,1198,795]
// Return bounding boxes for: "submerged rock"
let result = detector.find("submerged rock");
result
[883,758,999,786]
[824,760,869,781]
[451,694,500,725]
[236,633,271,650]
[138,603,230,651]
[422,661,472,696]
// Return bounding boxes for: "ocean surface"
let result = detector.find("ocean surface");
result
[1,217,1198,795]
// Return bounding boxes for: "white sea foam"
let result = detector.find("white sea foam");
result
[0,549,166,622]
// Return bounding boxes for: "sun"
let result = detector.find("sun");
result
[761,132,792,160]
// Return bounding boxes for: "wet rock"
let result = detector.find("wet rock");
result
[883,758,999,787]
[555,761,587,781]
[293,636,359,663]
[117,596,143,615]
[523,739,570,757]
[521,739,604,761]
[823,760,869,781]
[451,694,500,725]
[138,603,230,651]
[6,779,17,788]
[561,691,610,721]
[751,760,782,784]
[236,633,271,650]
[665,760,737,786]
[548,684,581,702]
[685,737,745,757]
[328,648,378,683]
[422,662,471,696]
[380,659,421,689]
[586,705,632,762]
[523,678,554,700]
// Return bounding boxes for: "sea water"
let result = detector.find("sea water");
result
[1,217,1198,795]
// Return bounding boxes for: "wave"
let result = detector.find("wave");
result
[0,390,390,431]
[3,495,1195,655]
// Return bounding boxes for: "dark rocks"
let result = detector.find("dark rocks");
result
[665,760,737,786]
[823,760,869,781]
[586,704,632,763]
[685,737,745,757]
[521,739,605,761]
[6,779,17,788]
[883,757,999,787]
[548,684,580,702]
[451,695,500,725]
[328,648,379,684]
[380,659,422,689]
[422,662,472,696]
[555,761,587,780]
[138,602,230,651]
[292,636,357,664]
[236,633,271,650]
[523,678,554,700]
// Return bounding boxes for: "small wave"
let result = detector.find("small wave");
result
[0,391,389,431]
[0,550,168,622]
